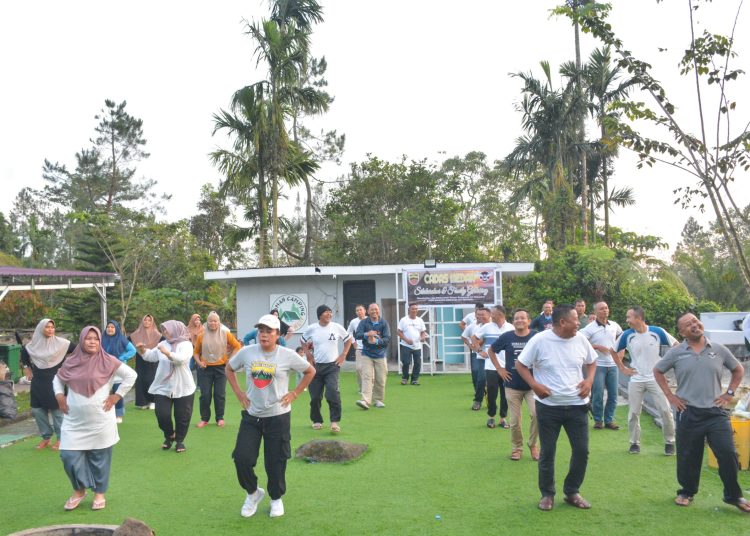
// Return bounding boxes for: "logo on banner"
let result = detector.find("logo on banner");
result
[408,272,421,286]
[270,294,308,332]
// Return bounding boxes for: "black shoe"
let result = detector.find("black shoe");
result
[629,443,640,454]
[411,380,420,386]
[471,401,481,411]
[665,443,676,456]
[175,442,186,453]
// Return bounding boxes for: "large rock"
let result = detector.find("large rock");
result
[295,439,367,463]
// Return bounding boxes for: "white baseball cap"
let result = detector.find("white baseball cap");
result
[255,314,281,330]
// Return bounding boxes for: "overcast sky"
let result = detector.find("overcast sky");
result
[1,0,748,260]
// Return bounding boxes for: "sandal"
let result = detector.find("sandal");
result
[674,494,693,507]
[510,449,522,461]
[331,423,341,433]
[564,494,591,509]
[312,423,323,430]
[36,439,51,450]
[91,498,106,511]
[723,497,750,513]
[64,493,87,511]
[175,442,186,453]
[162,434,176,450]
[530,445,540,461]
[50,440,61,451]
[499,419,510,429]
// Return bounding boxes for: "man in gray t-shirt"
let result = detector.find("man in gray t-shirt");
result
[654,312,749,512]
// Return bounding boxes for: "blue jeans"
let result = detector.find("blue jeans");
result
[470,353,486,403]
[536,402,589,497]
[591,366,618,424]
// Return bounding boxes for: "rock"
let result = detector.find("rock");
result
[295,440,367,463]
[113,519,154,536]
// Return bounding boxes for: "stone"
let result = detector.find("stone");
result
[113,519,154,536]
[295,439,367,463]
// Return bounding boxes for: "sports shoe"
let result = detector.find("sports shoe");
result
[374,400,386,408]
[486,417,496,429]
[665,443,676,456]
[401,379,408,385]
[196,420,209,428]
[269,498,284,518]
[629,443,640,454]
[411,380,420,386]
[115,417,123,424]
[471,401,481,411]
[356,400,369,410]
[241,487,265,517]
[148,403,155,410]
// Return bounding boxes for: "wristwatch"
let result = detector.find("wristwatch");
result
[727,389,735,396]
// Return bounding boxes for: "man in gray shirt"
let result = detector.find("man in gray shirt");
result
[653,312,750,513]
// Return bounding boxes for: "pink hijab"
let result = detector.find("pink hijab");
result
[161,320,191,347]
[56,326,122,397]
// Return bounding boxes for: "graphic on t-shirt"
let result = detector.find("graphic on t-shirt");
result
[251,361,276,389]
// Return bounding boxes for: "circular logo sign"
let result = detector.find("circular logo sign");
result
[270,294,308,333]
[408,272,421,286]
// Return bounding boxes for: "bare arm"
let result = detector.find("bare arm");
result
[488,346,511,382]
[654,369,685,412]
[515,361,551,399]
[715,363,745,407]
[226,363,250,409]
[577,362,596,398]
[281,365,316,407]
[610,348,635,376]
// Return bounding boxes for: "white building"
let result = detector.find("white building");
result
[205,262,534,373]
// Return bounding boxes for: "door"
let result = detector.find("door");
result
[343,280,376,360]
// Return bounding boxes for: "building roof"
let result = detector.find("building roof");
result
[205,262,535,281]
[0,266,117,281]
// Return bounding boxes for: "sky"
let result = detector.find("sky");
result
[1,0,748,260]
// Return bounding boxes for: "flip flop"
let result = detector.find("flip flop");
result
[91,498,106,511]
[674,494,693,507]
[50,440,61,451]
[64,493,87,511]
[175,442,186,453]
[724,497,750,513]
[331,423,341,433]
[36,439,51,450]
[312,423,322,430]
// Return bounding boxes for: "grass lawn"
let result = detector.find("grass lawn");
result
[2,373,750,535]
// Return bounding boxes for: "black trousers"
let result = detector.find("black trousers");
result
[233,411,291,501]
[676,406,742,501]
[134,354,157,406]
[154,393,194,442]
[400,345,422,382]
[536,402,589,497]
[197,365,227,422]
[485,369,508,418]
[309,362,342,423]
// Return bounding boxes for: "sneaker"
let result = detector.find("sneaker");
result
[665,443,676,456]
[374,400,386,408]
[471,401,481,411]
[411,380,420,386]
[401,379,408,385]
[356,400,370,410]
[148,403,155,410]
[217,419,226,427]
[241,487,265,517]
[593,421,603,429]
[486,417,496,429]
[196,420,209,428]
[269,498,284,518]
[629,443,640,454]
[115,417,123,424]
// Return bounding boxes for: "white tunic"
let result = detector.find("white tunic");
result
[53,363,137,450]
[142,340,195,398]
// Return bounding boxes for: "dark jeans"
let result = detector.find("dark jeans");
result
[471,353,486,403]
[676,406,742,501]
[111,383,125,417]
[233,411,291,501]
[485,369,508,418]
[309,362,342,424]
[400,345,422,382]
[591,366,618,424]
[154,393,194,442]
[197,365,227,422]
[536,402,589,497]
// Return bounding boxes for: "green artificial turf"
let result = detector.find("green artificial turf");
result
[2,373,750,535]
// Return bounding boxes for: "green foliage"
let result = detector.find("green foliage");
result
[0,291,47,329]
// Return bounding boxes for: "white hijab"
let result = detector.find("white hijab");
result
[25,318,70,369]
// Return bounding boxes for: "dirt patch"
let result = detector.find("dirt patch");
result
[295,439,368,463]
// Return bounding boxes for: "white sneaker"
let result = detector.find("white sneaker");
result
[116,417,123,424]
[269,498,284,518]
[374,400,386,408]
[241,487,265,517]
[356,399,370,410]
[149,403,155,410]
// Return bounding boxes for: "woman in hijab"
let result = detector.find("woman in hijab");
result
[20,319,76,450]
[102,320,136,424]
[128,314,163,410]
[187,313,204,385]
[54,326,137,511]
[193,311,241,428]
[137,320,195,453]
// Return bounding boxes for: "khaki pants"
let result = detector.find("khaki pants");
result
[355,348,366,392]
[360,356,388,404]
[506,387,538,450]
[628,379,676,445]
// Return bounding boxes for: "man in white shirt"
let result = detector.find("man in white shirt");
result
[610,306,677,455]
[516,304,597,512]
[463,307,489,410]
[473,305,514,428]
[580,301,623,430]
[398,304,428,385]
[347,304,367,392]
[301,305,352,433]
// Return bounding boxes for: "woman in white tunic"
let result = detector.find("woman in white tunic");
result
[54,326,137,511]
[137,320,195,453]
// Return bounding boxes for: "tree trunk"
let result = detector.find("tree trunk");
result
[601,122,610,246]
[574,16,589,245]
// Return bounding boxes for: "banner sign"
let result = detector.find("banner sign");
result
[404,269,495,306]
[270,294,309,332]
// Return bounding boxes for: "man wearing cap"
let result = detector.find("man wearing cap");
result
[301,305,352,433]
[226,314,315,519]
[355,303,391,409]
